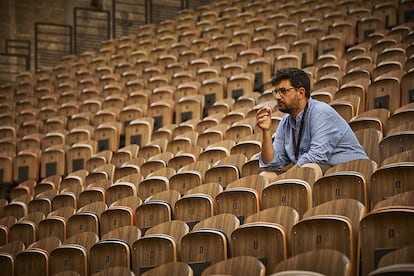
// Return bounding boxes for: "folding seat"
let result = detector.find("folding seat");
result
[174,95,204,124]
[125,118,154,147]
[132,220,189,275]
[207,97,234,117]
[360,207,414,276]
[220,62,245,81]
[201,255,265,276]
[141,262,193,276]
[105,181,137,206]
[181,214,239,275]
[289,39,316,69]
[379,131,414,163]
[386,104,414,133]
[373,189,414,210]
[50,232,97,276]
[198,139,234,166]
[354,128,382,165]
[370,162,414,210]
[85,163,115,189]
[135,199,173,234]
[3,201,28,220]
[224,118,255,143]
[51,192,77,211]
[113,159,143,182]
[313,167,369,207]
[349,108,390,135]
[215,175,267,223]
[100,206,136,236]
[274,53,301,73]
[372,62,403,82]
[140,152,173,178]
[85,150,112,173]
[78,200,107,216]
[0,154,13,186]
[376,243,414,271]
[174,189,215,229]
[221,106,250,126]
[357,16,385,44]
[110,194,142,213]
[40,144,68,179]
[14,248,50,276]
[234,94,260,114]
[262,177,312,219]
[38,207,75,240]
[66,210,100,238]
[167,148,199,171]
[372,2,398,29]
[101,225,141,248]
[9,220,36,247]
[307,197,366,264]
[148,100,175,131]
[92,108,119,129]
[12,149,41,183]
[41,131,67,150]
[66,141,96,174]
[169,127,198,146]
[400,70,414,107]
[89,239,131,274]
[204,153,247,188]
[273,249,351,276]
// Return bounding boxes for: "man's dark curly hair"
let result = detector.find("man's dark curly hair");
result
[270,67,311,98]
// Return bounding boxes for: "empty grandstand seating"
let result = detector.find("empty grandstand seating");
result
[1,0,414,275]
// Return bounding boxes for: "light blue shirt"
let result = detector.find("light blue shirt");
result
[259,98,369,170]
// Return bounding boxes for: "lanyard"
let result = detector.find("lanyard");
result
[292,103,308,161]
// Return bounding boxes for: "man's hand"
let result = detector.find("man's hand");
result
[256,106,272,131]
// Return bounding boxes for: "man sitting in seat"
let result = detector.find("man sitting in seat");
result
[256,67,368,182]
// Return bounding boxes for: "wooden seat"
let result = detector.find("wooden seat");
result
[89,239,131,274]
[370,162,414,210]
[201,255,266,276]
[174,193,214,229]
[169,160,210,195]
[99,205,135,236]
[132,220,189,275]
[273,249,351,276]
[124,117,154,148]
[354,128,383,165]
[14,248,49,276]
[231,222,287,272]
[135,200,173,234]
[349,108,390,135]
[315,166,371,205]
[66,211,100,238]
[105,181,137,206]
[141,262,193,276]
[13,150,40,183]
[360,207,414,276]
[379,131,414,163]
[180,228,229,276]
[374,190,414,210]
[101,225,141,248]
[262,179,312,218]
[215,175,267,224]
[9,221,36,247]
[204,154,247,188]
[367,75,401,114]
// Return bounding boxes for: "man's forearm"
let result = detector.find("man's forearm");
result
[261,129,274,164]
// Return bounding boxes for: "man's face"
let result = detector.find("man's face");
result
[274,79,300,114]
